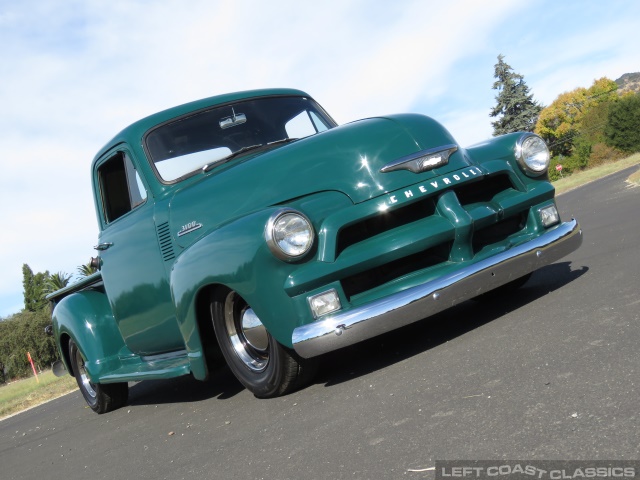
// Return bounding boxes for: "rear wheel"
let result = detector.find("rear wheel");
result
[211,289,317,398]
[69,339,128,413]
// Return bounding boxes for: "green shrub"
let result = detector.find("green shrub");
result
[0,310,58,382]
[588,143,625,168]
[572,137,592,170]
[549,156,570,181]
[605,94,640,153]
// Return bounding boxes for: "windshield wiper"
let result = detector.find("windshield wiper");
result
[267,137,298,146]
[202,144,263,173]
[202,138,298,173]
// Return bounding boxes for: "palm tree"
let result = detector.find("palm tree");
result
[77,262,98,277]
[43,271,73,295]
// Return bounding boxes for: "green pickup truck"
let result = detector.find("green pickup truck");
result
[47,88,582,413]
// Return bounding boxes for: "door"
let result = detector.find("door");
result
[95,149,183,355]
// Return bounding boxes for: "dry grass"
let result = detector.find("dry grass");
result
[0,370,77,420]
[554,153,640,195]
[627,168,640,186]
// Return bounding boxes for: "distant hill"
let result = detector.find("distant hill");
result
[615,73,640,94]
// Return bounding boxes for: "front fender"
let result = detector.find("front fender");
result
[465,132,551,187]
[53,290,130,381]
[171,209,302,361]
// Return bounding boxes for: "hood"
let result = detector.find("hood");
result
[169,114,474,243]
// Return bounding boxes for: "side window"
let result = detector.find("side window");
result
[98,152,147,223]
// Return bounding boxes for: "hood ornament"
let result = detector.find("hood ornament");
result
[380,144,458,174]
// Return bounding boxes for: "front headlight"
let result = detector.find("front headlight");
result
[516,133,550,177]
[265,209,315,261]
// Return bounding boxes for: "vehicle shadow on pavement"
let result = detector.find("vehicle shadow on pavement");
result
[127,366,244,406]
[317,260,588,388]
[123,261,587,402]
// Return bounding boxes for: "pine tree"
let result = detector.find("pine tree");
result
[490,54,543,136]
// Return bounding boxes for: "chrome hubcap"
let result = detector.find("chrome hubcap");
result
[76,353,97,399]
[224,292,269,372]
[241,308,269,351]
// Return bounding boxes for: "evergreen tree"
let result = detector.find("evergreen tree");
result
[605,94,640,153]
[22,264,50,312]
[490,54,543,136]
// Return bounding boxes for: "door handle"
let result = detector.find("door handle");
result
[94,242,113,251]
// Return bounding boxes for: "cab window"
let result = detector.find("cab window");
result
[98,152,147,223]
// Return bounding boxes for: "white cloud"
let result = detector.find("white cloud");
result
[1,0,639,316]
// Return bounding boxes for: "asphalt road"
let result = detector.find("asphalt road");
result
[2,166,639,480]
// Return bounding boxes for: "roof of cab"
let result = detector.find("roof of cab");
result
[93,88,311,161]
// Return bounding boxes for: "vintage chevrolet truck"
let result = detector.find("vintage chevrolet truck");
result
[47,88,582,413]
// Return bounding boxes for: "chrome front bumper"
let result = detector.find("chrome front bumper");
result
[292,219,582,358]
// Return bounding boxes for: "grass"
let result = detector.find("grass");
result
[627,167,640,186]
[553,153,640,195]
[0,370,77,420]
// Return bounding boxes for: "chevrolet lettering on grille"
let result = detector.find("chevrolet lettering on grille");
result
[385,166,484,206]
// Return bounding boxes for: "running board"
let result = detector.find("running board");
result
[97,351,190,384]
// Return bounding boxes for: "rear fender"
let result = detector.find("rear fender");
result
[52,290,130,381]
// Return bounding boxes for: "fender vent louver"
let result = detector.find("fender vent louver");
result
[156,222,175,262]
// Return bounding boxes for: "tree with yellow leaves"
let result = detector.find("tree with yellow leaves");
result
[535,78,618,157]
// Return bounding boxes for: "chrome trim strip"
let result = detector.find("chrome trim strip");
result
[292,219,582,358]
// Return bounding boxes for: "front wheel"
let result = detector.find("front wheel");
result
[211,289,317,398]
[69,339,128,413]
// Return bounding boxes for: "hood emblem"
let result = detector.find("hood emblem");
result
[380,144,458,174]
[178,221,203,237]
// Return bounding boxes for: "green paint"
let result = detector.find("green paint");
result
[48,89,573,386]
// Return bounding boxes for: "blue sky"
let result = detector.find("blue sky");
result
[0,0,638,317]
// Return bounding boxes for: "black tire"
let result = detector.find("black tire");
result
[474,272,533,302]
[211,289,317,398]
[69,339,128,414]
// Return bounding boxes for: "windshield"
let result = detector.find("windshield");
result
[145,96,336,182]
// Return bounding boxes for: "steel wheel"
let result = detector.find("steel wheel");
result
[211,288,318,398]
[223,291,270,372]
[68,339,128,414]
[73,349,98,400]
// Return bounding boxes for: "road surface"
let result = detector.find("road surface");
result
[2,166,639,480]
